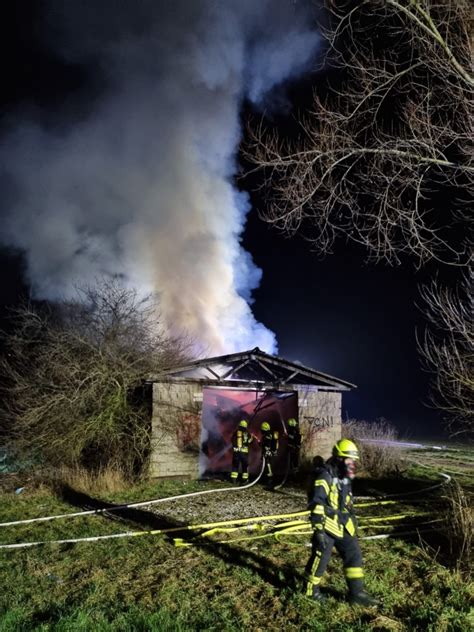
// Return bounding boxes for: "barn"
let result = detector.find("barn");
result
[149,347,355,479]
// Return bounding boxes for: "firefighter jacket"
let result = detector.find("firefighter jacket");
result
[261,430,278,456]
[232,428,253,454]
[308,459,358,539]
[287,427,301,449]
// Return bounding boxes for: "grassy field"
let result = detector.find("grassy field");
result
[0,450,473,631]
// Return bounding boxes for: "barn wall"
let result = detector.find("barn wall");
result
[150,381,202,478]
[297,387,342,463]
[150,380,343,479]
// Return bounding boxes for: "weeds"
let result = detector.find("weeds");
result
[45,465,131,495]
[434,480,473,576]
[342,419,403,477]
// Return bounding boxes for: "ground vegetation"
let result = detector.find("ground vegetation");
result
[0,450,472,631]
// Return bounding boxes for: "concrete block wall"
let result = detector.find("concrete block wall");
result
[297,387,342,463]
[150,380,343,479]
[150,381,202,478]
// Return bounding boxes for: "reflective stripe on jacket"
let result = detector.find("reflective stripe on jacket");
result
[309,460,357,539]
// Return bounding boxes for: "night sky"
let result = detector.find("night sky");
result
[241,209,446,438]
[0,2,447,440]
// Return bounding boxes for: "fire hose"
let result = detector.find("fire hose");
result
[0,508,309,550]
[0,503,446,551]
[0,463,452,549]
[0,507,444,550]
[0,451,451,529]
[0,457,267,528]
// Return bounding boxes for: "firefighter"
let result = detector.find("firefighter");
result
[305,438,378,606]
[286,417,301,472]
[260,421,278,488]
[230,420,253,484]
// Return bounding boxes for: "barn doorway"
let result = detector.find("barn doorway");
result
[200,387,298,478]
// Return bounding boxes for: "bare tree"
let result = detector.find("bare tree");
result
[417,272,474,437]
[245,1,473,435]
[0,280,193,477]
[246,0,473,266]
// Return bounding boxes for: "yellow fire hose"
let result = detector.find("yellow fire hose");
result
[0,507,443,550]
[0,464,451,550]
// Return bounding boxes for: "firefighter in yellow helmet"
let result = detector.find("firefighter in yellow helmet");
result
[305,438,378,606]
[260,421,278,489]
[230,420,253,484]
[286,418,301,472]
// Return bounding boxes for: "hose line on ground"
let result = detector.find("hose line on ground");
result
[0,457,267,528]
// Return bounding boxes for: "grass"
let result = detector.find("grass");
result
[0,470,473,631]
[404,443,474,492]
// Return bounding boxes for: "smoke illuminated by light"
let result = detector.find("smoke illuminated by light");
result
[0,1,319,354]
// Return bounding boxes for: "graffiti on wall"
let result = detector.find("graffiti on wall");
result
[302,416,335,432]
[176,413,201,452]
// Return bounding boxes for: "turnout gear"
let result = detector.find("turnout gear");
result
[305,439,377,606]
[305,530,364,599]
[308,458,357,538]
[260,422,277,456]
[348,585,380,607]
[313,527,327,550]
[260,422,278,487]
[286,418,301,471]
[332,438,359,479]
[230,421,253,483]
[310,585,326,602]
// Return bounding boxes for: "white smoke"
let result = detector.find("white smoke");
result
[0,0,319,354]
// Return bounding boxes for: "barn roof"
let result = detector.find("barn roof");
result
[153,347,356,391]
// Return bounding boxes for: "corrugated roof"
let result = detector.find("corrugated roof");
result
[152,347,356,391]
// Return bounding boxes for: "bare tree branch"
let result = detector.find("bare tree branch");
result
[245,0,473,266]
[417,271,474,437]
[245,1,473,436]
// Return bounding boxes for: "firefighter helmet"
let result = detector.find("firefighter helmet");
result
[261,421,271,432]
[288,418,297,427]
[332,438,359,460]
[239,420,248,429]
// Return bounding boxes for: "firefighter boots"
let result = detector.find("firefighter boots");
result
[311,586,326,602]
[348,590,379,607]
[347,578,379,607]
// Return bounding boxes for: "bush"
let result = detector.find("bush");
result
[0,280,192,480]
[342,418,403,477]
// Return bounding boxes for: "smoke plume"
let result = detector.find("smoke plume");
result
[0,0,319,354]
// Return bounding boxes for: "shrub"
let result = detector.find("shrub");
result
[342,418,403,477]
[0,280,192,480]
[442,480,473,576]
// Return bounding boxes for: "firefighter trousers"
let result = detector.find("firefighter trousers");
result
[288,446,299,470]
[231,450,249,481]
[262,451,273,482]
[305,530,364,595]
